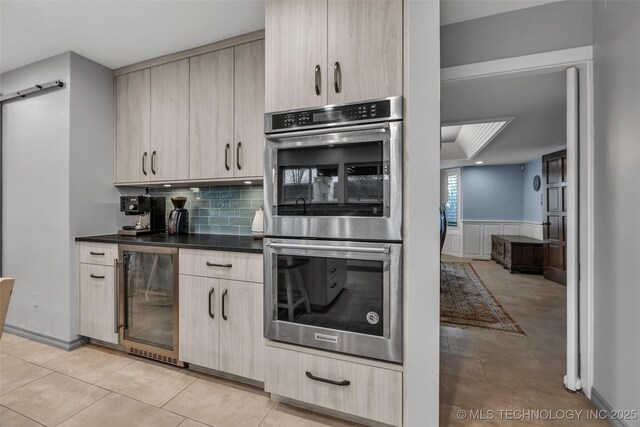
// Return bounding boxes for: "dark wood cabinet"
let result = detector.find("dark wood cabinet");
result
[491,235,543,275]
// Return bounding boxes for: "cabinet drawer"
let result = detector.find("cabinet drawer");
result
[78,242,118,266]
[179,249,263,283]
[79,264,118,344]
[265,346,402,426]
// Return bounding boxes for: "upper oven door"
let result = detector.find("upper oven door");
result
[264,121,402,241]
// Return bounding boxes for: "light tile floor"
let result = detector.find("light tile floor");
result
[440,256,608,426]
[0,257,608,426]
[0,335,358,427]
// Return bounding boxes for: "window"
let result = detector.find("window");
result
[446,174,459,227]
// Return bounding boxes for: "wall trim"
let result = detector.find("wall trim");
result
[3,324,88,351]
[441,45,593,83]
[591,388,630,427]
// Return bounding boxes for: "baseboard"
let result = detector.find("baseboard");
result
[591,388,631,427]
[3,324,88,351]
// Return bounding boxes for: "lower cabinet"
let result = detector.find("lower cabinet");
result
[265,345,403,426]
[78,254,119,345]
[179,274,264,382]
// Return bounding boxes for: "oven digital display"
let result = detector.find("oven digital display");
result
[313,110,342,122]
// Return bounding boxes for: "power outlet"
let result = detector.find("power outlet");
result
[32,292,39,308]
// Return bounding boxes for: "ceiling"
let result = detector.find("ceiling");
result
[440,0,564,26]
[0,0,569,74]
[0,1,265,73]
[441,71,567,169]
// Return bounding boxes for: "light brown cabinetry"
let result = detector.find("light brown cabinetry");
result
[265,344,403,426]
[190,48,235,180]
[265,0,402,112]
[150,59,190,181]
[234,40,266,179]
[114,33,265,185]
[115,69,150,183]
[77,243,119,345]
[179,249,264,382]
[190,40,265,180]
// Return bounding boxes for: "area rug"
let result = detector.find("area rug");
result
[441,262,526,335]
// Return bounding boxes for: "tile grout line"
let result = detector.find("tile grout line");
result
[51,391,115,427]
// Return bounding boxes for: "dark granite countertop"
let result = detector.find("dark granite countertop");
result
[75,233,264,253]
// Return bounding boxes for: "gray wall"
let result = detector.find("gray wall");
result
[2,53,73,342]
[522,157,543,223]
[1,52,115,343]
[461,165,525,221]
[441,1,593,68]
[592,1,640,423]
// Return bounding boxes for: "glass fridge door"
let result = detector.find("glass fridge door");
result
[121,248,177,351]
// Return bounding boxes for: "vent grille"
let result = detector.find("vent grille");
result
[128,347,182,367]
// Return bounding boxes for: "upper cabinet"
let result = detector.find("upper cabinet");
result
[234,40,266,179]
[115,69,151,183]
[190,40,265,181]
[113,33,265,185]
[190,48,235,180]
[265,0,402,112]
[265,0,328,112]
[150,59,190,181]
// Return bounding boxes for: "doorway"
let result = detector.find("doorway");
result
[438,52,596,423]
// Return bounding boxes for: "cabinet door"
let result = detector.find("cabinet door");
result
[234,40,265,179]
[265,0,328,111]
[190,48,235,180]
[115,69,151,183]
[150,59,190,181]
[219,280,264,381]
[179,275,220,370]
[327,0,402,104]
[79,264,119,344]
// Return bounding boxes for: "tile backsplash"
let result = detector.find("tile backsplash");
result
[150,185,263,236]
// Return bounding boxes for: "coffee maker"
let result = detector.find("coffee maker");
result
[168,197,189,235]
[119,191,166,236]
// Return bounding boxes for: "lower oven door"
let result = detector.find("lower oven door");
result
[264,238,402,363]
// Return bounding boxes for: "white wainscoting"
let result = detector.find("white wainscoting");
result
[442,226,463,257]
[445,221,543,260]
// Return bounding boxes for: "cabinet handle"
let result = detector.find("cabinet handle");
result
[225,144,230,171]
[330,283,337,289]
[208,287,215,319]
[314,65,321,96]
[333,61,341,94]
[142,152,148,176]
[114,259,120,334]
[222,289,228,321]
[305,371,350,387]
[329,268,337,274]
[90,274,105,279]
[151,151,157,175]
[236,142,242,170]
[90,251,105,256]
[206,262,233,268]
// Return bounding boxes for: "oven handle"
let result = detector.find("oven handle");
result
[266,242,389,254]
[265,121,390,140]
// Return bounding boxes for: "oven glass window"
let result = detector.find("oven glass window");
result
[275,254,384,337]
[277,142,384,217]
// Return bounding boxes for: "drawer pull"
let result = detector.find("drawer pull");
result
[206,262,233,268]
[330,283,337,289]
[90,274,105,279]
[329,268,337,274]
[305,371,350,387]
[90,251,105,256]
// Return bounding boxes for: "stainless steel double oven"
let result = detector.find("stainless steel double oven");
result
[263,96,403,363]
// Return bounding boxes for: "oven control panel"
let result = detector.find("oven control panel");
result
[271,99,392,130]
